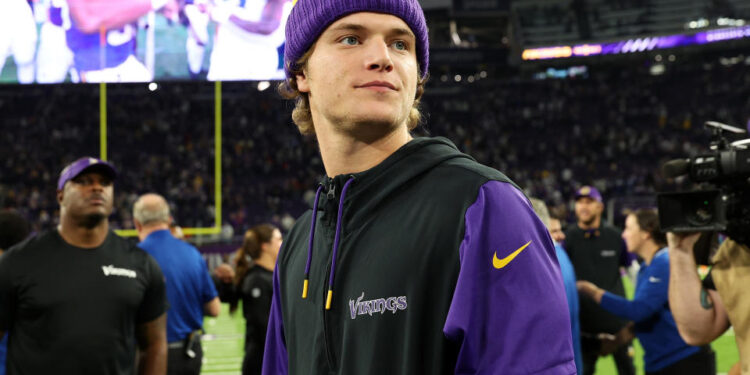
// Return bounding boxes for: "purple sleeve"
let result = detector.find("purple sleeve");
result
[443,181,576,374]
[262,264,288,375]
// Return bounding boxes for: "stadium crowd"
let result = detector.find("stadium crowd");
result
[0,52,748,236]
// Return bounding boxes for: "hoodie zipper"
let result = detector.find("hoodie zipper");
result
[322,258,336,370]
[326,179,336,200]
[322,179,337,370]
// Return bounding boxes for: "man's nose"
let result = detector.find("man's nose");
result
[365,40,394,73]
[90,180,105,190]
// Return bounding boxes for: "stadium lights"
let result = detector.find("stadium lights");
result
[687,18,710,29]
[650,64,665,76]
[148,82,158,91]
[257,81,271,91]
[449,20,462,46]
[720,56,745,66]
[717,18,746,27]
[454,74,462,82]
[533,66,589,80]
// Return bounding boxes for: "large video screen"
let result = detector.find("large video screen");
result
[0,0,292,83]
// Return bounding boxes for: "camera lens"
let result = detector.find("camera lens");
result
[686,200,714,226]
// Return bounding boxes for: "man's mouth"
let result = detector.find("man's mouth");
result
[88,197,106,205]
[357,81,397,91]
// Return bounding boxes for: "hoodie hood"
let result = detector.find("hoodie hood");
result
[320,137,474,231]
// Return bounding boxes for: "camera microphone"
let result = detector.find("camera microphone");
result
[662,159,690,178]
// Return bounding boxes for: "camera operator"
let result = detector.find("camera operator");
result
[668,234,749,375]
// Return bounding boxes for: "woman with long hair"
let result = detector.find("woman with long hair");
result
[577,209,715,375]
[231,224,282,375]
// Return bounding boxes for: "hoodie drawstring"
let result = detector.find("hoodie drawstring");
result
[326,177,354,310]
[301,177,355,311]
[302,185,324,299]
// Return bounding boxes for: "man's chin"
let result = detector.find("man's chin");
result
[79,213,107,229]
[352,117,400,128]
[341,114,403,138]
[580,218,596,227]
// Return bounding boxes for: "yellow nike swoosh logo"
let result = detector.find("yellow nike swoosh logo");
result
[493,240,532,269]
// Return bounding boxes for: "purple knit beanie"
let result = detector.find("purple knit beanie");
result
[284,0,429,79]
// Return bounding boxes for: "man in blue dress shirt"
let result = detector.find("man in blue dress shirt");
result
[134,193,221,375]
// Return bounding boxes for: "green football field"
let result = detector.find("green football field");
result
[201,304,246,374]
[201,276,740,374]
[593,330,738,375]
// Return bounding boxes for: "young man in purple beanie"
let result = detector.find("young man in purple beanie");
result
[262,1,577,374]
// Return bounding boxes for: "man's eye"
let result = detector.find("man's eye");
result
[340,36,358,46]
[392,41,407,50]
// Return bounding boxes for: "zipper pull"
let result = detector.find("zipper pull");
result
[327,180,336,200]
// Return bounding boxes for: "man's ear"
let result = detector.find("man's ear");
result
[296,71,310,93]
[643,232,652,242]
[57,190,64,205]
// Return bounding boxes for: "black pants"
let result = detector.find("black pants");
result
[646,346,716,375]
[581,337,635,375]
[167,342,203,375]
[242,339,263,375]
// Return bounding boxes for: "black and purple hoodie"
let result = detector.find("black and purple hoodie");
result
[262,137,576,375]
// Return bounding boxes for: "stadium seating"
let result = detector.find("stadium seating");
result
[1,52,748,237]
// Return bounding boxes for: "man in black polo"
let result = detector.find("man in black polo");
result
[565,185,635,375]
[0,157,168,375]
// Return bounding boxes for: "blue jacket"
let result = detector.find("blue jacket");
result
[600,249,699,372]
[139,230,218,343]
[0,335,6,375]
